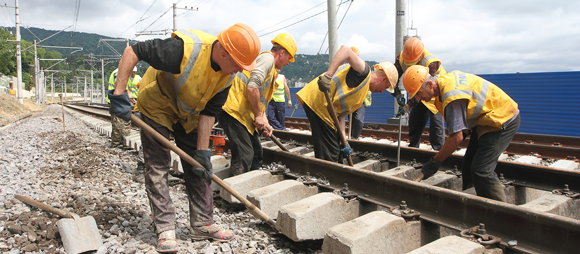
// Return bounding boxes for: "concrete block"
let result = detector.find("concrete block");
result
[358,137,376,142]
[380,166,422,181]
[515,186,550,205]
[353,159,382,172]
[389,141,408,147]
[420,172,462,191]
[133,140,141,151]
[407,235,485,254]
[261,141,275,148]
[247,180,318,219]
[377,139,394,145]
[498,153,509,161]
[549,160,579,171]
[210,156,231,191]
[322,211,421,254]
[514,155,542,165]
[277,192,359,241]
[418,143,430,150]
[125,133,140,147]
[463,186,516,203]
[453,148,467,156]
[288,146,311,155]
[220,170,284,204]
[304,151,316,157]
[519,194,580,219]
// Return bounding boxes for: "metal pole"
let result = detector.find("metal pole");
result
[101,59,105,103]
[51,74,54,102]
[64,78,66,101]
[395,0,407,57]
[327,0,338,61]
[34,40,38,103]
[91,70,94,103]
[83,76,87,102]
[15,0,23,103]
[397,115,402,166]
[173,3,177,32]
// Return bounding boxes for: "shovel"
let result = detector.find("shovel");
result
[15,194,103,254]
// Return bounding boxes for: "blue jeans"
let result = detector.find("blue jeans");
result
[267,101,286,130]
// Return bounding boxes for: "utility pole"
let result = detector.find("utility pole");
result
[51,74,54,102]
[84,76,87,102]
[90,70,93,103]
[173,3,198,32]
[34,40,39,103]
[15,0,22,103]
[63,78,67,101]
[101,59,105,103]
[327,0,338,62]
[395,0,407,58]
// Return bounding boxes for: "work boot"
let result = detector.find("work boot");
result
[156,230,178,253]
[190,224,235,242]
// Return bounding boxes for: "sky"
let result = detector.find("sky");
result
[3,0,580,75]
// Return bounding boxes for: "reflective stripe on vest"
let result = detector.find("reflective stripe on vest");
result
[332,65,370,116]
[441,73,490,129]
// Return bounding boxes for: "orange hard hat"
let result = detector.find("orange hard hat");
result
[218,23,261,71]
[350,46,360,56]
[402,37,424,63]
[402,65,429,99]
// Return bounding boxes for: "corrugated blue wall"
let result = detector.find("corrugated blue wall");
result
[285,71,580,137]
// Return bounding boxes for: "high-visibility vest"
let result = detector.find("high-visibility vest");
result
[106,69,119,103]
[363,90,372,107]
[272,74,286,102]
[136,29,236,133]
[297,64,371,130]
[435,71,518,138]
[128,75,141,99]
[399,49,446,114]
[222,52,278,134]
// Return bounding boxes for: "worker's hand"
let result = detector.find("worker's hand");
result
[191,150,213,179]
[340,144,353,157]
[317,74,332,92]
[261,124,273,138]
[254,115,266,130]
[107,90,132,121]
[396,106,406,117]
[421,157,442,180]
[396,94,406,108]
[288,100,292,108]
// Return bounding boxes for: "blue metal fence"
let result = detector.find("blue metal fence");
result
[284,71,580,137]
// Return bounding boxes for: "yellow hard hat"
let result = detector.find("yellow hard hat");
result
[350,46,360,56]
[402,65,429,99]
[374,62,398,93]
[271,33,297,62]
[402,37,424,63]
[218,23,261,71]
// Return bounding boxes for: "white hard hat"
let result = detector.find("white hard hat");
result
[133,66,137,72]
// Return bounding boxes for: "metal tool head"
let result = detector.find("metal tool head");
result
[56,214,104,254]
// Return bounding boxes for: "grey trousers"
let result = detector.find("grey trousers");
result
[218,112,263,176]
[462,114,521,202]
[140,114,213,234]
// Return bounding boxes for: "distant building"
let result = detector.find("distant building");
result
[294,81,308,88]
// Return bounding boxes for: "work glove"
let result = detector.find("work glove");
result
[340,144,353,157]
[107,90,132,121]
[288,100,292,108]
[192,150,213,179]
[395,106,406,117]
[422,157,442,180]
[396,94,406,108]
[317,74,332,92]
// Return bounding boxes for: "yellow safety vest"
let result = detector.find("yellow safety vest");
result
[272,74,286,102]
[222,51,278,134]
[136,29,236,133]
[434,71,518,138]
[297,64,371,130]
[128,75,141,99]
[106,68,119,103]
[399,49,446,114]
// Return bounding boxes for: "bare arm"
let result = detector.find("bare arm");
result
[113,46,139,95]
[197,115,214,150]
[284,80,291,101]
[325,45,366,77]
[248,87,262,120]
[433,131,463,163]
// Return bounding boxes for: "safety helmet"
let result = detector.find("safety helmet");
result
[402,37,424,63]
[133,66,137,72]
[271,33,297,63]
[218,23,261,71]
[402,65,429,99]
[350,46,360,56]
[374,62,399,93]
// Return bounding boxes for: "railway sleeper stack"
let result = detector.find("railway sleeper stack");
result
[65,106,580,253]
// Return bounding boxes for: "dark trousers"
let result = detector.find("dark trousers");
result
[462,114,521,202]
[348,105,366,139]
[140,114,213,234]
[304,104,342,163]
[408,102,445,150]
[218,112,263,176]
[267,101,286,130]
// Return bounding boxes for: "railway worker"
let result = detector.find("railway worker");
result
[296,45,398,163]
[107,23,261,252]
[266,70,292,130]
[393,37,445,151]
[106,66,139,148]
[402,65,520,202]
[220,33,297,176]
[347,46,371,139]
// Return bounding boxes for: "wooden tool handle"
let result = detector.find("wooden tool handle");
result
[323,91,354,166]
[15,195,72,218]
[131,114,277,228]
[269,134,289,152]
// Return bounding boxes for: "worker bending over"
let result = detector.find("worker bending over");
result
[394,37,445,150]
[108,24,261,252]
[106,66,141,148]
[220,33,297,176]
[402,65,520,202]
[297,45,398,163]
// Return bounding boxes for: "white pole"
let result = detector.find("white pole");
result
[15,0,23,103]
[101,59,105,103]
[327,0,338,62]
[84,76,87,102]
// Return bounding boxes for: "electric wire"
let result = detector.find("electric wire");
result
[118,0,159,37]
[256,1,326,34]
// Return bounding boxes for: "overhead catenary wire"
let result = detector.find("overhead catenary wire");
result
[256,1,326,34]
[118,0,159,37]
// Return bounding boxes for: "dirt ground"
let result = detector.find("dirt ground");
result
[0,93,45,127]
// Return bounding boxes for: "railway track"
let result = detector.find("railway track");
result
[64,103,580,253]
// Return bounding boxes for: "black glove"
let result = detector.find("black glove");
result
[395,106,406,117]
[317,74,332,92]
[107,90,132,121]
[396,94,406,108]
[391,85,401,97]
[422,157,442,180]
[192,150,213,179]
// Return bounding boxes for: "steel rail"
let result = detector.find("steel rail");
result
[261,147,580,254]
